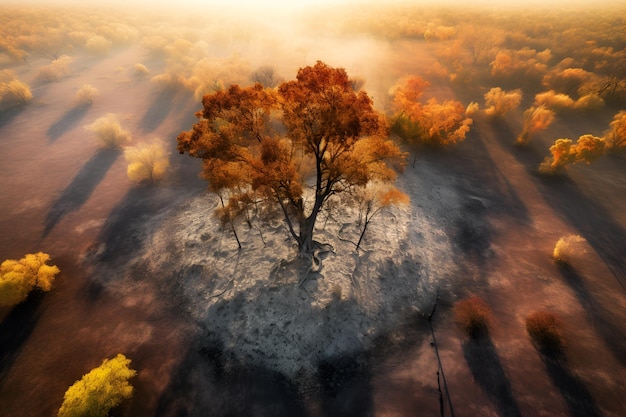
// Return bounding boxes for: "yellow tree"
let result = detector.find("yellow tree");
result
[0,252,59,306]
[57,354,136,417]
[124,139,170,183]
[177,62,406,254]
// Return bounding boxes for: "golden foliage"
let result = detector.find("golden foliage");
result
[36,55,73,82]
[133,63,149,77]
[73,84,98,106]
[178,61,406,252]
[515,105,555,145]
[391,76,472,147]
[539,134,606,174]
[604,110,626,149]
[85,113,132,148]
[0,70,32,111]
[0,252,60,306]
[552,234,587,264]
[124,139,170,183]
[57,354,136,417]
[483,87,522,117]
[534,90,604,112]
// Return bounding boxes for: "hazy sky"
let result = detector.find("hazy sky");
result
[10,0,625,8]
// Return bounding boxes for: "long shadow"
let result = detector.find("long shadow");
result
[0,291,44,385]
[539,351,605,417]
[501,136,626,290]
[0,106,28,129]
[538,174,626,290]
[462,335,522,417]
[46,104,90,141]
[151,337,310,417]
[557,264,626,366]
[43,148,120,237]
[317,352,374,417]
[140,89,177,133]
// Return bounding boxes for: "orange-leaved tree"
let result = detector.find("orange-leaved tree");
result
[390,76,473,149]
[177,61,406,254]
[538,134,606,175]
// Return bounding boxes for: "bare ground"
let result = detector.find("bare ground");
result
[0,40,625,417]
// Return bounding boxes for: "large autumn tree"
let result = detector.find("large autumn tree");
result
[177,61,406,254]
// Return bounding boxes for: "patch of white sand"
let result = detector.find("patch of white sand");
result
[125,161,464,378]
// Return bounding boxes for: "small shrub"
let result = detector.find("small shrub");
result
[57,354,136,417]
[133,63,149,77]
[0,252,60,306]
[74,84,98,106]
[85,113,132,148]
[552,234,586,264]
[124,139,170,183]
[525,311,565,353]
[0,70,32,111]
[36,55,73,82]
[454,296,492,338]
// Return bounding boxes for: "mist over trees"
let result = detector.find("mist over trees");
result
[1,3,625,416]
[390,76,473,148]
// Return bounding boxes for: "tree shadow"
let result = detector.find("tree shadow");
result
[150,334,310,417]
[537,174,626,290]
[539,351,605,417]
[43,148,120,237]
[0,106,27,129]
[556,264,626,366]
[46,104,90,141]
[502,139,626,290]
[317,354,373,417]
[462,335,522,417]
[0,291,44,385]
[140,89,177,133]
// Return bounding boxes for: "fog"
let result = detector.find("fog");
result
[1,1,625,416]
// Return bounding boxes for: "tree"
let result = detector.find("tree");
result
[124,139,170,183]
[515,105,555,145]
[57,354,136,417]
[250,65,282,88]
[483,87,522,117]
[85,113,132,149]
[354,182,410,250]
[0,252,59,306]
[177,61,406,254]
[538,134,606,174]
[391,76,473,148]
[604,110,626,149]
[0,70,32,111]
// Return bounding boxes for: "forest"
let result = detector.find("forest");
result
[0,2,625,416]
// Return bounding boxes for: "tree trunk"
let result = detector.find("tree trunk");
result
[356,219,370,251]
[297,194,325,255]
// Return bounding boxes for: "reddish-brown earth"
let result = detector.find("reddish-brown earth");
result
[1,25,625,417]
